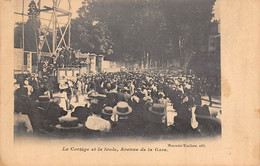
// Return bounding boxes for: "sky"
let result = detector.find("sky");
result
[14,0,220,25]
[14,0,83,24]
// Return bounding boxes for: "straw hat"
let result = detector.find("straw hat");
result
[148,103,165,116]
[113,101,132,115]
[144,103,165,124]
[102,106,113,115]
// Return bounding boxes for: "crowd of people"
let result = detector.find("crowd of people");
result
[55,46,77,68]
[14,68,221,138]
[38,46,83,79]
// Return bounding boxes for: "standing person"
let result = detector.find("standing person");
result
[81,78,85,95]
[59,82,70,110]
[36,83,49,98]
[67,79,74,96]
[84,82,89,94]
[56,54,64,68]
[173,88,184,114]
[129,81,135,96]
[106,90,117,107]
[24,80,33,97]
[70,49,76,65]
[66,84,72,109]
[49,55,56,65]
[116,88,124,102]
[193,78,202,107]
[151,83,157,99]
[157,92,166,104]
[63,47,70,67]
[135,88,145,101]
[29,73,39,92]
[142,86,148,97]
[43,76,53,99]
[89,79,97,92]
[206,78,214,106]
[14,82,28,97]
[122,87,131,102]
[75,78,82,103]
[184,88,195,109]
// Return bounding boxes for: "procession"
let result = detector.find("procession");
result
[13,0,221,139]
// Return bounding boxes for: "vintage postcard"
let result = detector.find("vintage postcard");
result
[0,0,259,165]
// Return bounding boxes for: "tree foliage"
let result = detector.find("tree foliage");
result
[14,0,41,52]
[70,0,215,64]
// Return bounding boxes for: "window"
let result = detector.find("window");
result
[32,53,37,65]
[24,52,27,65]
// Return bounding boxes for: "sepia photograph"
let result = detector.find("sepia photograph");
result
[1,0,260,165]
[13,0,221,140]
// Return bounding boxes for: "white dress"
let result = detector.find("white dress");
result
[59,91,67,110]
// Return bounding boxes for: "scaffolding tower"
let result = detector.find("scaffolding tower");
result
[38,0,72,58]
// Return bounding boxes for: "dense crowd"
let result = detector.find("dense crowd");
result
[14,68,221,137]
[56,46,77,68]
[38,46,82,78]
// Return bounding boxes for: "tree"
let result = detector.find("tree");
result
[70,1,113,55]
[14,0,41,52]
[14,19,40,52]
[27,0,40,52]
[75,0,169,65]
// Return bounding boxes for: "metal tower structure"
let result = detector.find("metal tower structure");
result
[38,0,72,58]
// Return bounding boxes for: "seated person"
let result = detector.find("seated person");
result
[85,103,111,133]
